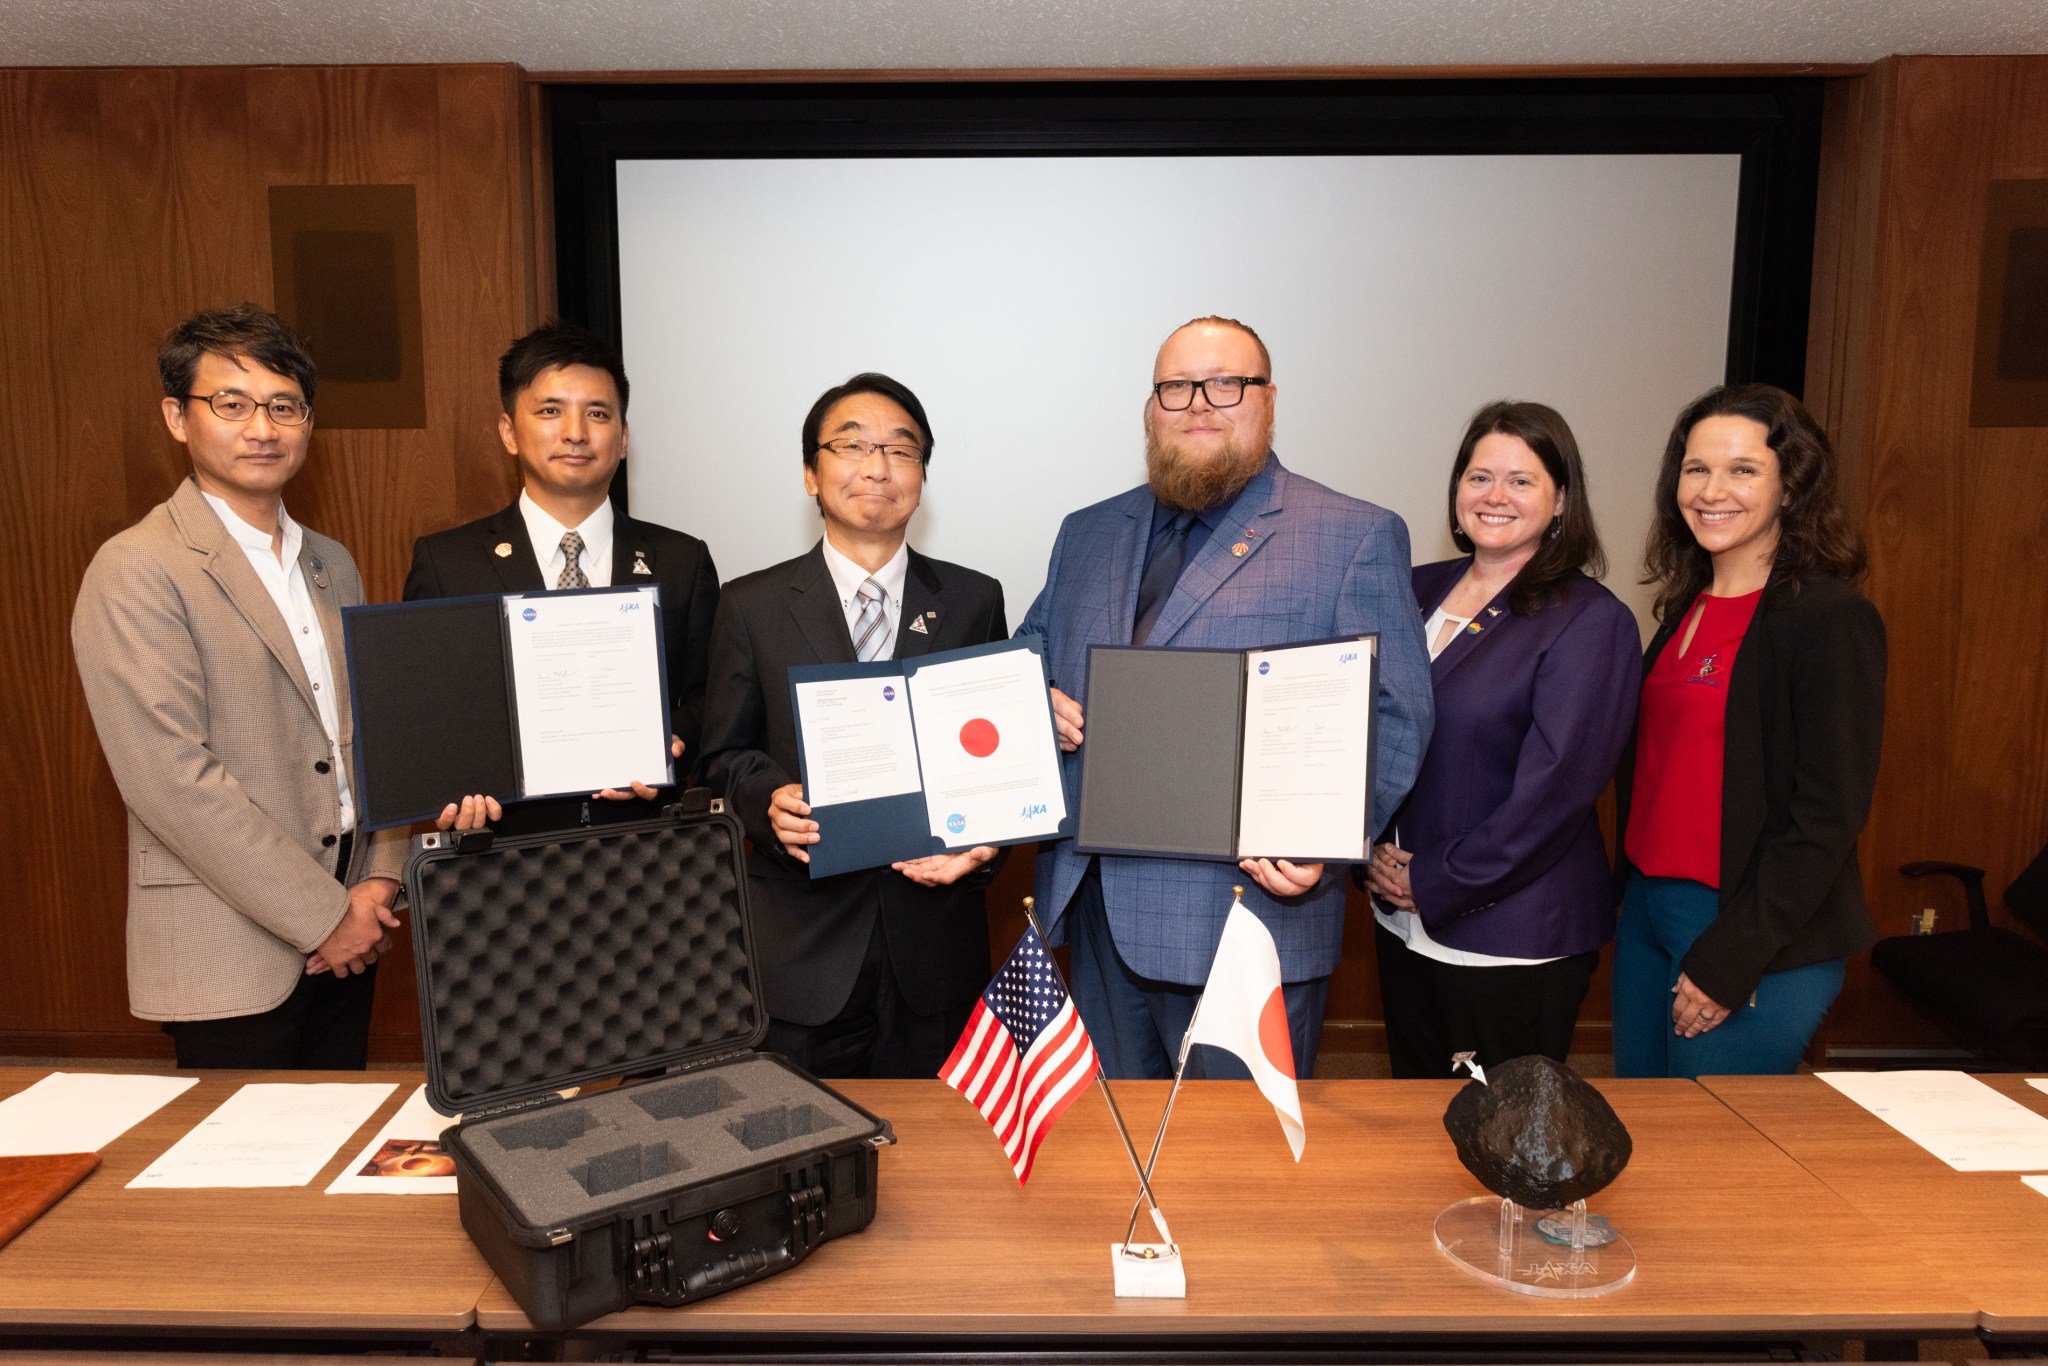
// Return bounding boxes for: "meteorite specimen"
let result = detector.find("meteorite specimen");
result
[1441,1055,1632,1210]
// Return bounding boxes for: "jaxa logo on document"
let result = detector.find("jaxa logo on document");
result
[1019,802,1049,820]
[1338,650,1358,665]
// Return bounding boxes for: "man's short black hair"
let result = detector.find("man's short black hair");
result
[498,321,630,417]
[158,304,317,406]
[801,372,933,472]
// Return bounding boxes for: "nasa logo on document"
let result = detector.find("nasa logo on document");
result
[946,813,967,835]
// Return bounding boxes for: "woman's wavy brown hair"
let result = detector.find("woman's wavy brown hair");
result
[1447,400,1605,617]
[1643,384,1866,624]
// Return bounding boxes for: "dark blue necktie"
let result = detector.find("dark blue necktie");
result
[1132,512,1195,646]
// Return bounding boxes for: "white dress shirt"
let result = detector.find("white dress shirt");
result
[200,492,355,834]
[519,489,614,589]
[819,535,909,661]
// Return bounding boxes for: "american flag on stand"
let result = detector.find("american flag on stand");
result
[939,926,1098,1184]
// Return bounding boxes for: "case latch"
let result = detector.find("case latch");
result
[786,1171,828,1248]
[622,1213,685,1306]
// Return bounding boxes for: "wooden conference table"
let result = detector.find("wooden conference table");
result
[0,1067,1982,1356]
[0,1067,491,1342]
[475,1076,1969,1348]
[1703,1072,2048,1341]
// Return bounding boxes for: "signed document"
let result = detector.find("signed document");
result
[1076,634,1377,864]
[907,642,1067,848]
[503,586,673,797]
[1234,637,1376,860]
[791,675,923,807]
[788,637,1071,876]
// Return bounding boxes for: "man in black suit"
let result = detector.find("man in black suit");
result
[404,322,718,834]
[700,373,1006,1078]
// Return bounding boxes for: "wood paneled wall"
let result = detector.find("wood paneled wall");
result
[1805,56,2048,1054]
[0,65,533,1060]
[6,57,2042,1065]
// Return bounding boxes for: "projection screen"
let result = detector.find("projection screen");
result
[617,153,1741,632]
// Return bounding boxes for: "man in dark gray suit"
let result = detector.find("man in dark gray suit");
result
[1019,316,1434,1080]
[699,373,1006,1078]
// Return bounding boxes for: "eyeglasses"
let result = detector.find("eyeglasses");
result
[1151,376,1269,411]
[186,391,312,426]
[817,439,925,467]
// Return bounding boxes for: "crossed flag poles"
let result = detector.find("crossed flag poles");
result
[940,890,1306,1268]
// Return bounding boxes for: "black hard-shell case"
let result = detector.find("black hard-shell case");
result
[405,793,893,1330]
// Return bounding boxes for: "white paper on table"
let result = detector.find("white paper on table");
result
[794,674,922,807]
[1815,1070,2048,1171]
[907,645,1066,846]
[128,1082,396,1189]
[0,1072,197,1156]
[2025,1175,2048,1201]
[326,1085,459,1195]
[2030,1078,2047,1097]
[1234,637,1375,860]
[502,586,671,797]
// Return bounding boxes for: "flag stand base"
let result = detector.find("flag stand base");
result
[1111,1243,1186,1298]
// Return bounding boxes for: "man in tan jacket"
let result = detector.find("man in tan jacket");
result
[72,305,407,1069]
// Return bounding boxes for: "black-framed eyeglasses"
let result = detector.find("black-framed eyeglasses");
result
[817,438,925,467]
[186,391,312,426]
[1151,375,1269,411]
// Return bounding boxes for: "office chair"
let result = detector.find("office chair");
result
[1870,840,2048,1069]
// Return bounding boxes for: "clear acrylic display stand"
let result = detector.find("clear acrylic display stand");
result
[1433,1195,1635,1297]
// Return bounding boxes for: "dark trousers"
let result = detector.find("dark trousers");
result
[162,963,379,1070]
[1375,922,1598,1080]
[762,914,969,1080]
[161,832,377,1071]
[1066,863,1329,1081]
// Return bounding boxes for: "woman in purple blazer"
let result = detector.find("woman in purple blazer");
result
[1365,401,1642,1078]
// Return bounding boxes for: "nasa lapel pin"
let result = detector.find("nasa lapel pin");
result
[309,555,327,588]
[493,542,514,559]
[632,550,653,576]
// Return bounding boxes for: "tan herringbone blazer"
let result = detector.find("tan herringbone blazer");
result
[71,477,407,1021]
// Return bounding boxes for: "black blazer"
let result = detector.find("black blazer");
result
[1614,572,1886,1008]
[403,498,719,834]
[699,543,1007,1027]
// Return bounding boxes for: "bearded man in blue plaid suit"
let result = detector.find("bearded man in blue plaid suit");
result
[1018,316,1433,1079]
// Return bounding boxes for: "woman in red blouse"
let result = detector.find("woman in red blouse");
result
[1612,385,1885,1077]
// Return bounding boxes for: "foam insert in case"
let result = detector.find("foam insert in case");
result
[406,797,893,1329]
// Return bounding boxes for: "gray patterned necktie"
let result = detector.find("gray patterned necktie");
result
[852,577,888,661]
[557,531,589,589]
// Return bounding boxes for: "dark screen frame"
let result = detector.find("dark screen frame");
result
[547,76,1825,396]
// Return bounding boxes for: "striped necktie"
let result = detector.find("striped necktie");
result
[852,577,888,661]
[557,531,589,589]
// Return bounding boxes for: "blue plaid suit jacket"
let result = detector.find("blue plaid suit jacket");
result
[1017,454,1433,984]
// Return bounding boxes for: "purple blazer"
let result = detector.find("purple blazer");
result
[1388,559,1642,958]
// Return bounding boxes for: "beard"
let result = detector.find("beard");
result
[1144,410,1273,511]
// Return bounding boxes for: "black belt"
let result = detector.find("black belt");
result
[333,830,355,883]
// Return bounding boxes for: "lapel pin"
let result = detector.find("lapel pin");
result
[926,610,937,618]
[632,550,652,576]
[1466,621,1483,634]
[1486,607,1502,618]
[494,542,513,559]
[1230,542,1249,557]
[907,616,929,635]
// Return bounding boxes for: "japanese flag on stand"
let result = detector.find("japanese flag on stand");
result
[1187,898,1305,1160]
